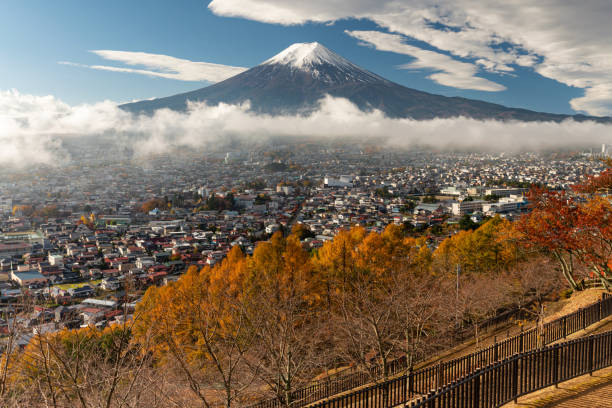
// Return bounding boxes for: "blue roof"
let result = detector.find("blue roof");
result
[416,203,443,212]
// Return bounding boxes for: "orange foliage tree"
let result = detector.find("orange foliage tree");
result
[139,198,166,213]
[517,188,581,290]
[134,254,257,408]
[245,233,325,406]
[314,225,443,382]
[518,161,612,290]
[433,216,520,275]
[9,324,146,408]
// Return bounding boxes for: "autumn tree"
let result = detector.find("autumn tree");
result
[571,163,612,289]
[332,271,398,382]
[12,204,34,217]
[139,198,166,213]
[454,273,512,348]
[312,227,366,309]
[517,188,582,289]
[507,257,563,341]
[245,233,325,407]
[518,165,612,291]
[79,212,96,229]
[9,322,155,408]
[329,225,431,381]
[391,273,452,369]
[433,216,520,274]
[290,223,314,240]
[134,251,258,408]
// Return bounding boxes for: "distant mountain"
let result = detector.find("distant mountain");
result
[120,42,611,123]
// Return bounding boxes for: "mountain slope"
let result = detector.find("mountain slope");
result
[120,42,610,123]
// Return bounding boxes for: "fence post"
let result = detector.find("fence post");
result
[428,390,436,408]
[512,357,519,403]
[494,337,499,361]
[519,327,524,353]
[436,363,442,389]
[599,297,603,321]
[384,381,390,408]
[473,374,480,408]
[408,366,414,398]
[553,345,559,388]
[588,336,594,375]
[402,375,407,405]
[582,308,586,330]
[562,316,567,338]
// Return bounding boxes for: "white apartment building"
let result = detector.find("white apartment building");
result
[451,200,486,216]
[484,188,527,197]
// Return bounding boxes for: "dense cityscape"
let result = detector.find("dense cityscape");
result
[0,144,607,339]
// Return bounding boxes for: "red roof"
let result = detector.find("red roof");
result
[104,310,122,319]
[81,307,102,314]
[0,242,30,250]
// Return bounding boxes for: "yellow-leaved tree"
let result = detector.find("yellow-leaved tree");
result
[246,232,325,407]
[134,250,258,408]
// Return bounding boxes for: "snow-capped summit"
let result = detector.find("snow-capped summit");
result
[121,42,610,123]
[262,42,384,84]
[264,42,354,70]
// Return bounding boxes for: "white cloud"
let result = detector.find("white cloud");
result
[346,30,504,92]
[207,0,612,116]
[61,50,247,83]
[208,0,376,25]
[2,89,611,168]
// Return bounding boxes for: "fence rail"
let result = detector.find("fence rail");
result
[249,292,612,408]
[409,330,612,408]
[308,330,612,408]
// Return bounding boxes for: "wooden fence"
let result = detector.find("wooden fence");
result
[309,330,612,408]
[409,330,612,407]
[249,293,612,408]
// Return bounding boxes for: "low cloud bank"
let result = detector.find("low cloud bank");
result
[1,89,611,167]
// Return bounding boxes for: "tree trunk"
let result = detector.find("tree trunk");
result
[554,251,579,290]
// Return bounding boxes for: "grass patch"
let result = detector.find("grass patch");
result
[55,280,102,290]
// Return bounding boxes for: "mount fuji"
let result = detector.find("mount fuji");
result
[120,42,609,122]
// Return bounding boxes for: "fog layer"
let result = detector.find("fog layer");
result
[1,89,610,167]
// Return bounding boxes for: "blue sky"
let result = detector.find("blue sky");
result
[0,1,608,115]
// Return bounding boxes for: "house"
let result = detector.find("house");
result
[101,278,121,291]
[0,241,32,258]
[54,305,80,323]
[136,257,154,269]
[68,285,95,298]
[265,224,280,234]
[118,263,136,273]
[0,258,15,271]
[153,252,171,263]
[82,298,117,309]
[80,307,105,326]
